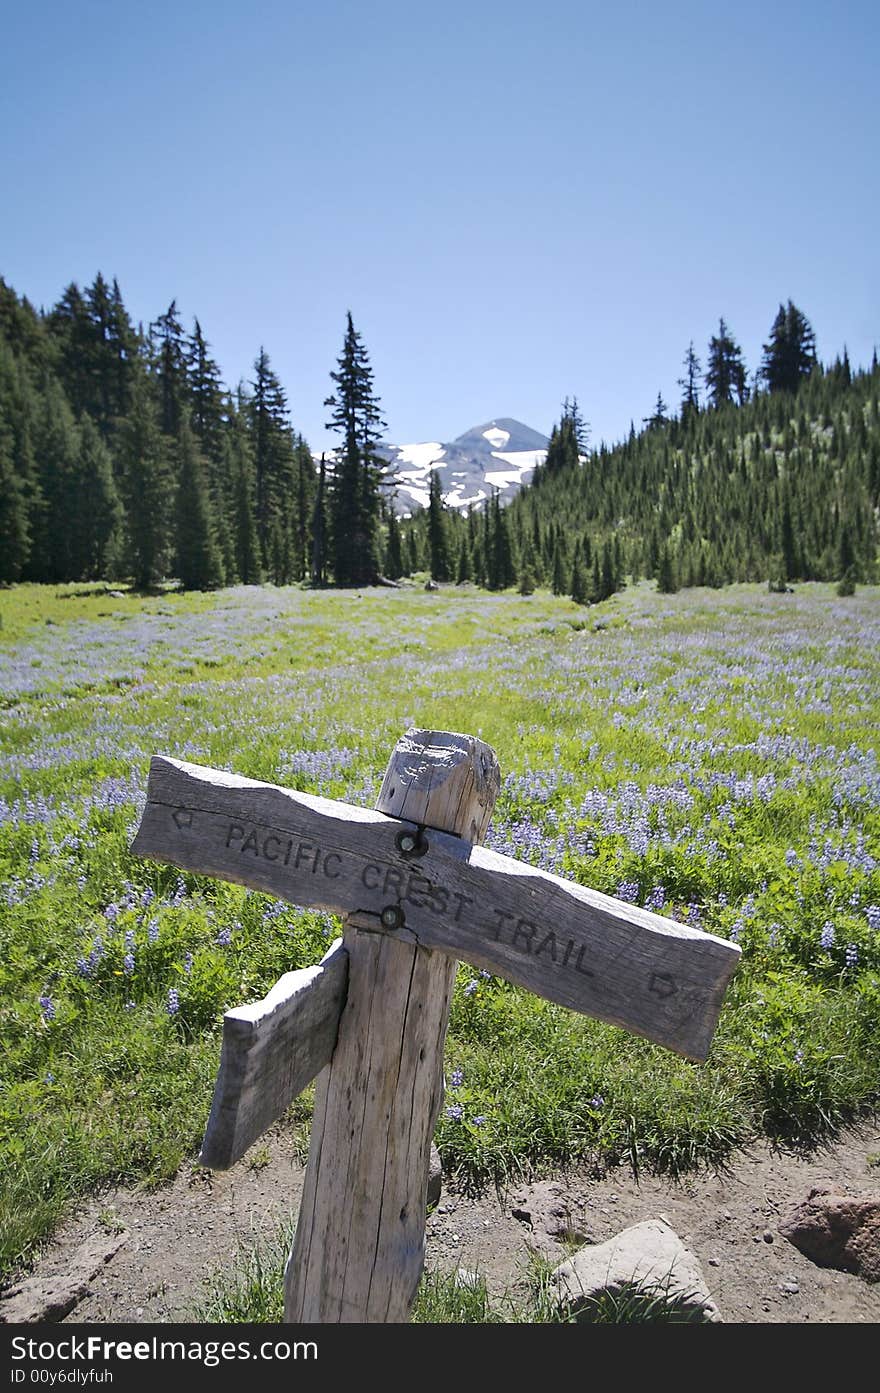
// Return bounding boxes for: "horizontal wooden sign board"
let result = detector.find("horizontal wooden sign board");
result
[133,757,740,1062]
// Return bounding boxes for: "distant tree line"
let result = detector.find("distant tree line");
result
[399,303,878,601]
[0,276,392,590]
[2,279,877,600]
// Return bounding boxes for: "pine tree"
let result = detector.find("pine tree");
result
[119,375,171,589]
[705,319,748,407]
[518,535,538,595]
[71,416,124,579]
[233,443,262,584]
[455,532,472,584]
[385,507,404,580]
[656,541,679,593]
[187,320,225,451]
[570,538,588,604]
[310,454,328,587]
[28,376,80,581]
[45,282,92,420]
[293,436,316,581]
[600,539,616,600]
[562,396,590,455]
[678,341,702,420]
[0,417,29,582]
[643,392,668,429]
[149,301,188,438]
[551,536,569,595]
[249,347,296,569]
[175,422,224,590]
[761,301,817,394]
[543,413,580,475]
[427,468,451,581]
[324,313,388,586]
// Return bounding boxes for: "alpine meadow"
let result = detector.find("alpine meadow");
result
[1,272,879,1320]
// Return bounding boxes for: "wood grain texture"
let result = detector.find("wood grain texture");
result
[198,938,348,1170]
[132,755,740,1060]
[284,729,501,1323]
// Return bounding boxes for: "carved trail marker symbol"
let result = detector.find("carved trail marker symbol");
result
[132,729,741,1323]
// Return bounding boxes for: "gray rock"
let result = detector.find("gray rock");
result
[549,1218,722,1323]
[0,1232,127,1323]
[426,1143,442,1210]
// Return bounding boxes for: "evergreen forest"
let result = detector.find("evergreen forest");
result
[1,273,877,599]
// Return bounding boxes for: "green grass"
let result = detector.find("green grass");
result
[191,1221,711,1324]
[1,578,878,1278]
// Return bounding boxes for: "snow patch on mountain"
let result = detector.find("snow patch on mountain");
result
[482,426,511,450]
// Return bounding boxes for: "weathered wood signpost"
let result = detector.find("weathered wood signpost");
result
[132,728,741,1323]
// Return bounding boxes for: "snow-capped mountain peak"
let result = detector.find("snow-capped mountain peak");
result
[378,417,548,514]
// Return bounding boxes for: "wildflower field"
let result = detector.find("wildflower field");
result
[1,579,879,1277]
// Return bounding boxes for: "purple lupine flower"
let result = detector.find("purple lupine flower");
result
[123,953,135,976]
[445,1104,463,1121]
[166,988,180,1016]
[866,905,880,932]
[845,943,859,968]
[472,1115,487,1127]
[449,1068,464,1088]
[103,902,119,923]
[39,994,55,1021]
[820,921,836,950]
[215,927,232,946]
[616,880,639,903]
[463,979,479,997]
[147,918,159,943]
[589,1095,605,1109]
[183,952,193,973]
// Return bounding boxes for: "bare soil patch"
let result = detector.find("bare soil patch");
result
[4,1118,880,1325]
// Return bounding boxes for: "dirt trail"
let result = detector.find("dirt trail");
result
[4,1118,880,1325]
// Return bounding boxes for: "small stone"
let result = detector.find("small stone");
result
[708,1257,720,1267]
[781,1281,800,1294]
[763,1230,774,1243]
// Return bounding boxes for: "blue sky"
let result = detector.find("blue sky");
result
[2,0,877,454]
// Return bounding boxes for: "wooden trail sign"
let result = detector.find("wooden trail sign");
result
[132,730,741,1322]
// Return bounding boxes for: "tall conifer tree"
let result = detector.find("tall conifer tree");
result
[705,319,748,407]
[119,374,171,589]
[174,422,224,590]
[324,313,388,586]
[761,301,817,394]
[427,468,451,581]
